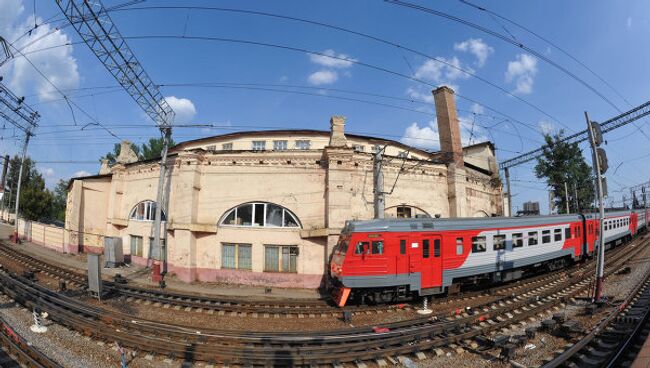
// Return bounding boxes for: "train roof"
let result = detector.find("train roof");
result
[344,210,639,233]
[343,214,583,233]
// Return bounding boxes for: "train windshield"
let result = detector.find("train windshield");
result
[335,237,349,255]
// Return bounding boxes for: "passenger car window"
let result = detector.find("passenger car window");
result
[512,233,523,248]
[355,242,369,255]
[472,236,486,253]
[400,239,406,255]
[371,241,384,255]
[434,239,441,257]
[528,232,538,246]
[542,230,551,244]
[554,228,562,242]
[423,239,430,258]
[565,228,571,239]
[456,238,463,255]
[493,235,506,250]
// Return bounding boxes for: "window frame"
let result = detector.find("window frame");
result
[512,233,524,248]
[222,143,233,150]
[129,200,165,222]
[493,234,506,251]
[399,239,407,255]
[273,140,288,151]
[554,228,562,242]
[251,140,266,151]
[423,239,430,258]
[528,231,538,246]
[295,140,311,150]
[565,227,571,239]
[456,237,464,255]
[130,235,143,257]
[264,245,298,273]
[542,230,551,244]
[220,202,301,228]
[433,239,441,257]
[221,243,252,270]
[472,236,487,253]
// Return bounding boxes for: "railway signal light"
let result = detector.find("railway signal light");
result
[596,148,608,174]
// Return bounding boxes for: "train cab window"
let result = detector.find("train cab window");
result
[554,228,562,242]
[512,233,523,248]
[456,238,464,255]
[472,236,486,253]
[355,242,369,255]
[434,239,441,257]
[493,235,506,250]
[371,241,384,255]
[565,228,571,239]
[542,230,551,244]
[400,240,406,255]
[528,232,538,246]
[423,240,430,258]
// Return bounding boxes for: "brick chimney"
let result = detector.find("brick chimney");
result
[329,116,348,147]
[433,86,463,166]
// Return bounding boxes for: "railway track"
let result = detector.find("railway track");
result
[541,257,650,367]
[0,316,63,368]
[0,239,629,319]
[0,235,643,366]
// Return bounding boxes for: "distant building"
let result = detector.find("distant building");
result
[63,87,504,288]
[517,201,540,216]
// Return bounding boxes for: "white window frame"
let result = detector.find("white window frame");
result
[220,202,301,228]
[222,143,233,150]
[352,144,364,152]
[273,140,288,151]
[251,140,266,151]
[129,200,165,222]
[295,140,311,150]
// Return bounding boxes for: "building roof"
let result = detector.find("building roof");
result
[169,129,440,158]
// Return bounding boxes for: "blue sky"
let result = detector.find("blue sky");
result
[0,0,649,213]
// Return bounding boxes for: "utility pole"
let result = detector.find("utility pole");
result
[151,126,171,272]
[586,111,607,302]
[13,133,31,242]
[373,148,385,219]
[0,155,8,217]
[574,182,580,213]
[564,181,570,214]
[504,167,512,217]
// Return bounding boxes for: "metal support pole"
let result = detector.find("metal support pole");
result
[13,133,30,243]
[564,181,570,214]
[373,149,385,219]
[586,112,606,301]
[574,182,580,213]
[505,167,512,217]
[150,127,171,278]
[0,155,8,217]
[644,191,647,229]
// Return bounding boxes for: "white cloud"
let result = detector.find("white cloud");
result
[538,120,555,135]
[1,1,80,101]
[165,96,197,124]
[72,170,91,178]
[454,38,494,67]
[406,87,434,104]
[627,17,632,29]
[309,49,356,68]
[505,54,538,94]
[414,56,472,85]
[42,167,54,177]
[470,103,484,115]
[401,121,440,150]
[308,70,338,85]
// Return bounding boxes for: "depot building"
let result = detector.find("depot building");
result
[64,87,504,288]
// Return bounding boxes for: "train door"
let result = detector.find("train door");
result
[396,236,409,275]
[418,234,443,290]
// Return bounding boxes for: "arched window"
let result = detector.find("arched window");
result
[129,200,166,221]
[384,205,430,219]
[220,202,301,228]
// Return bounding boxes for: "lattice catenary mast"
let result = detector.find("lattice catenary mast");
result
[56,0,175,280]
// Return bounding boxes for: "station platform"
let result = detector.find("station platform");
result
[0,223,321,300]
[632,336,650,368]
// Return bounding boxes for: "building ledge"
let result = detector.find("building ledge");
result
[300,227,342,238]
[109,218,128,227]
[168,222,215,233]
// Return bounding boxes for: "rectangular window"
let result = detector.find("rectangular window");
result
[222,243,252,270]
[222,143,233,150]
[371,241,384,254]
[542,230,551,244]
[295,140,311,150]
[423,239,430,258]
[512,233,523,248]
[554,228,562,242]
[355,241,369,255]
[206,145,216,151]
[130,235,143,257]
[528,231,538,246]
[472,236,486,253]
[264,245,298,273]
[434,239,441,257]
[398,151,409,158]
[493,234,506,250]
[273,140,288,151]
[253,203,265,226]
[456,238,464,255]
[400,239,406,255]
[352,144,364,152]
[251,140,266,151]
[565,228,571,239]
[396,206,412,218]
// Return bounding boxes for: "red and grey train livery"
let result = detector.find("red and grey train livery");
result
[330,209,648,307]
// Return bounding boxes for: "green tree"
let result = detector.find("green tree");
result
[51,179,68,222]
[535,131,595,214]
[2,155,54,221]
[140,137,175,161]
[101,142,140,165]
